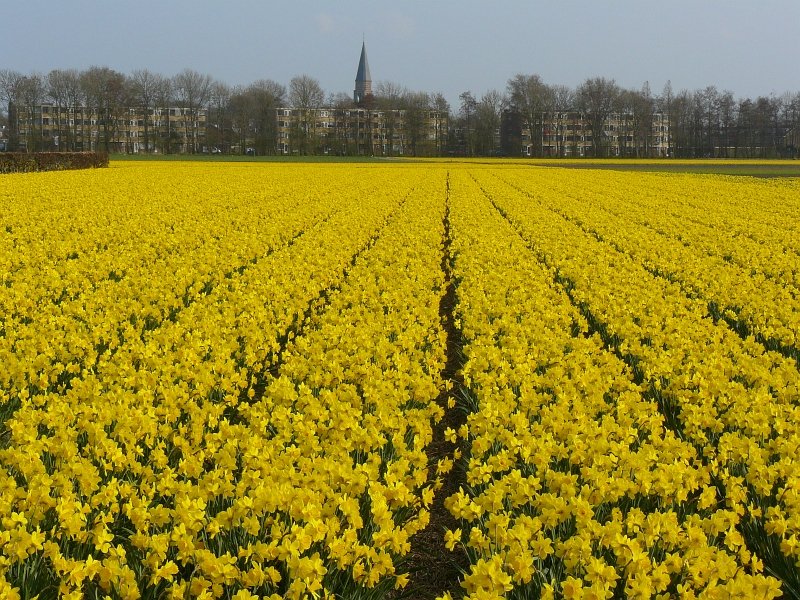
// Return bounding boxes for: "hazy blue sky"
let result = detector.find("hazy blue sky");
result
[3,1,798,107]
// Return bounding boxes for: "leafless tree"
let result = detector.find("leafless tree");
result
[660,80,674,156]
[458,91,477,156]
[248,80,286,155]
[507,74,553,157]
[46,70,72,150]
[18,73,46,151]
[474,90,504,156]
[206,81,231,153]
[172,69,213,153]
[374,81,407,156]
[227,86,252,155]
[226,80,286,155]
[718,90,737,158]
[577,77,620,157]
[403,90,432,156]
[288,74,324,154]
[632,82,656,157]
[548,84,574,157]
[0,69,25,150]
[430,92,450,155]
[150,76,173,153]
[614,88,637,157]
[780,91,800,157]
[130,69,169,153]
[81,66,128,153]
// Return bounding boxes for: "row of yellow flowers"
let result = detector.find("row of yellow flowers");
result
[240,171,449,597]
[472,166,799,596]
[0,163,448,598]
[516,169,800,349]
[440,169,782,599]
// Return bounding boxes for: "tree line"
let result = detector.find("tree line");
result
[0,67,283,154]
[457,75,800,158]
[1,66,798,157]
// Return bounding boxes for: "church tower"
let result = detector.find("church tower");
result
[354,41,372,105]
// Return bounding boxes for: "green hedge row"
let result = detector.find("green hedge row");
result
[0,152,109,174]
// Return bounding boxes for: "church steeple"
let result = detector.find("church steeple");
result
[354,41,372,105]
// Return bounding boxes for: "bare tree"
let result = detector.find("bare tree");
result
[18,73,45,151]
[130,69,169,153]
[172,69,213,153]
[660,80,674,156]
[458,91,477,156]
[577,77,620,157]
[615,88,637,157]
[151,77,173,153]
[670,89,693,157]
[507,74,553,157]
[206,81,231,153]
[632,82,656,158]
[374,81,407,156]
[62,70,83,150]
[0,69,25,150]
[403,90,431,156]
[81,66,128,153]
[550,84,575,157]
[248,79,286,155]
[288,74,324,154]
[46,70,72,150]
[780,91,800,157]
[323,92,354,155]
[474,90,504,156]
[430,92,450,155]
[228,86,252,155]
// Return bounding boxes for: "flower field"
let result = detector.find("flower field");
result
[1,161,799,599]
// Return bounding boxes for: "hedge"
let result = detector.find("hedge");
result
[0,152,109,174]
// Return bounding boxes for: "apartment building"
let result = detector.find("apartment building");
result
[502,109,670,158]
[274,105,447,156]
[10,103,207,153]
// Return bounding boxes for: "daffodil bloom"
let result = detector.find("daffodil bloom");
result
[1,161,796,597]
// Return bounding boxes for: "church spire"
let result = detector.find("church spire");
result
[354,41,372,105]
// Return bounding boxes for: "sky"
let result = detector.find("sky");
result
[3,1,798,108]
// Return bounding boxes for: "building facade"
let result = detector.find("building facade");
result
[502,109,670,158]
[10,103,207,153]
[274,106,447,156]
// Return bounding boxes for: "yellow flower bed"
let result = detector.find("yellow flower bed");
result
[0,163,447,598]
[440,170,784,600]
[1,161,798,598]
